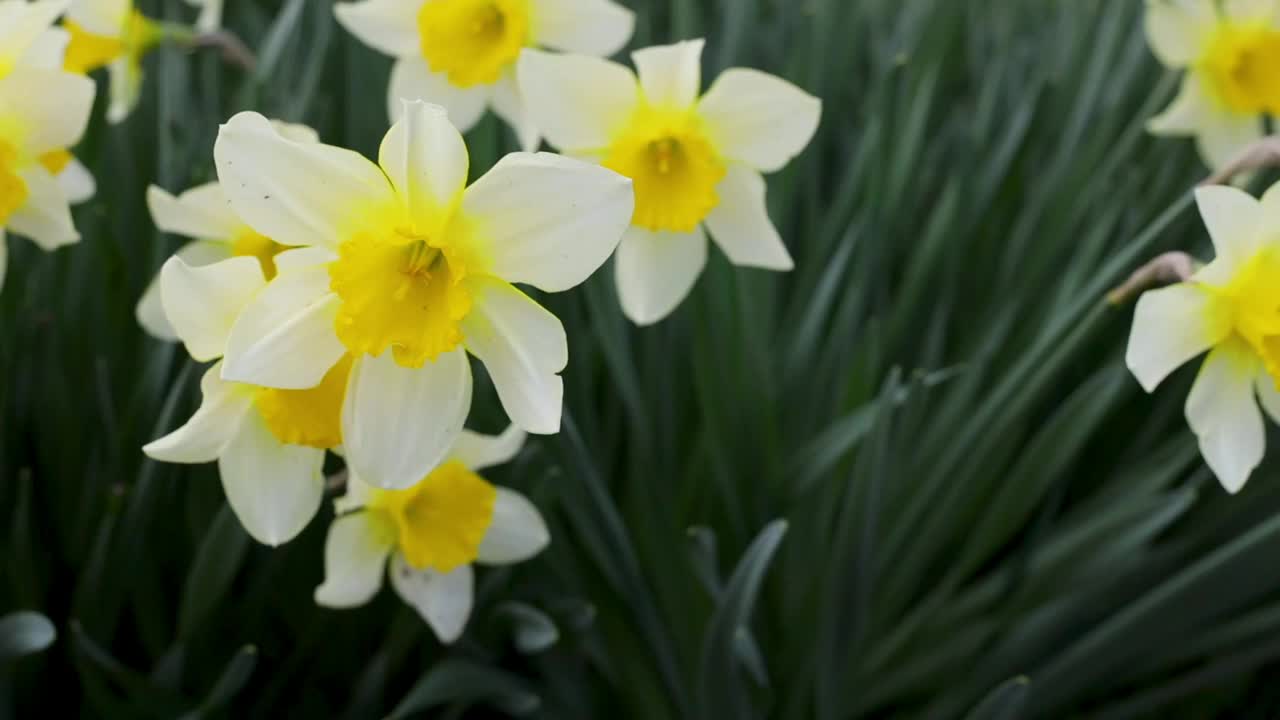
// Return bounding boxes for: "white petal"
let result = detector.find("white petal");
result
[8,166,77,250]
[1145,0,1215,66]
[529,0,634,56]
[462,152,634,292]
[147,183,242,241]
[314,511,394,608]
[0,68,95,155]
[269,120,321,145]
[461,278,566,435]
[68,0,129,35]
[633,39,704,109]
[57,157,95,205]
[1148,73,1213,136]
[1223,0,1277,23]
[704,165,794,270]
[1126,283,1227,392]
[333,471,375,514]
[1195,184,1265,267]
[106,57,144,125]
[190,0,224,31]
[143,361,255,463]
[333,0,421,57]
[476,488,549,565]
[137,241,235,341]
[698,69,821,173]
[214,111,397,249]
[516,49,639,152]
[615,225,708,326]
[1185,341,1266,494]
[341,350,472,490]
[160,255,267,362]
[1196,111,1263,171]
[378,100,469,231]
[0,0,68,72]
[449,425,526,471]
[221,266,346,389]
[16,27,70,72]
[389,554,473,643]
[387,56,489,132]
[218,409,326,546]
[1255,370,1280,424]
[490,70,541,152]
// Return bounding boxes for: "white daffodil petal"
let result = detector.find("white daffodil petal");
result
[9,166,77,250]
[143,362,255,463]
[342,350,473,490]
[1195,184,1265,267]
[58,158,96,205]
[633,39,704,109]
[387,56,489,131]
[530,0,634,56]
[219,409,326,546]
[1145,0,1215,67]
[334,0,421,57]
[214,111,396,248]
[1196,111,1263,171]
[704,165,794,270]
[1223,0,1276,23]
[1148,73,1212,136]
[106,57,144,125]
[449,425,527,471]
[0,68,95,155]
[160,255,267,362]
[1186,341,1265,494]
[389,554,474,643]
[147,183,242,241]
[272,246,340,273]
[68,0,129,35]
[137,241,235,341]
[333,472,376,515]
[1255,371,1280,425]
[698,69,821,173]
[490,70,540,152]
[461,278,567,435]
[187,0,224,31]
[378,100,469,230]
[221,266,346,389]
[16,27,70,72]
[463,152,634,292]
[615,225,708,326]
[517,49,639,152]
[1126,283,1226,392]
[476,488,550,565]
[0,0,68,71]
[314,510,395,608]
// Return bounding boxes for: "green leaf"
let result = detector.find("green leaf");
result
[177,503,250,638]
[965,677,1031,720]
[385,659,541,719]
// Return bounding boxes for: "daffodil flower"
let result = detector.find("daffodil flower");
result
[137,122,320,341]
[65,0,162,123]
[0,0,96,291]
[185,0,222,32]
[333,0,634,150]
[315,425,548,642]
[212,100,634,490]
[143,251,357,546]
[1126,184,1280,493]
[1146,0,1280,169]
[517,40,822,325]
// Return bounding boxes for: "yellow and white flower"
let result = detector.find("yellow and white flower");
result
[518,39,822,325]
[64,0,162,123]
[1145,0,1280,169]
[143,251,347,546]
[333,0,634,150]
[137,122,320,340]
[0,0,96,291]
[1126,183,1280,493]
[185,0,222,32]
[211,100,633,490]
[315,425,547,642]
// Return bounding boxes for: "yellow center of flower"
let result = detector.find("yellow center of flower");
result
[231,229,285,280]
[329,228,473,368]
[1198,22,1280,115]
[602,105,726,233]
[367,460,497,573]
[38,150,73,175]
[1205,249,1280,381]
[254,354,353,449]
[417,0,530,87]
[63,11,159,75]
[0,140,28,225]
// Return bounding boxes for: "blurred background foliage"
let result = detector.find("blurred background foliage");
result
[5,0,1280,717]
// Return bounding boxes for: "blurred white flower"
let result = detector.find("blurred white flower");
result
[518,39,822,325]
[64,0,162,123]
[333,0,634,150]
[185,0,222,32]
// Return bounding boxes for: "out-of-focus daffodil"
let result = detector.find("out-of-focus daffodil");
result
[137,122,320,341]
[0,0,96,291]
[1127,183,1280,493]
[143,250,351,546]
[185,0,222,32]
[210,101,633,490]
[518,40,822,325]
[333,0,634,150]
[1145,0,1280,169]
[315,425,548,642]
[65,0,163,123]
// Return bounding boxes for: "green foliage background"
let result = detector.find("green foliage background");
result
[4,0,1280,717]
